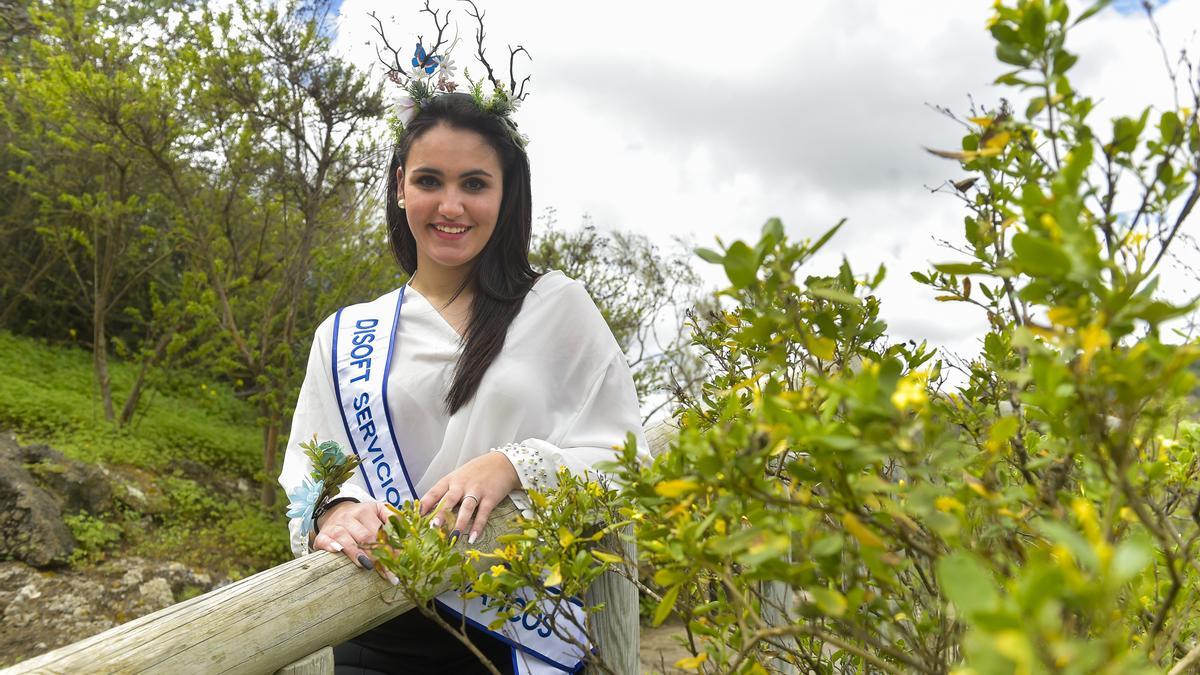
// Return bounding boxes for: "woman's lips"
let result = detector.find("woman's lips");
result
[431,222,470,240]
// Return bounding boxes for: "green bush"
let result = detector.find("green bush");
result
[371,2,1200,673]
[603,1,1200,672]
[64,513,123,564]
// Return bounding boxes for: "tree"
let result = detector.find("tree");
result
[176,0,393,504]
[1,0,187,423]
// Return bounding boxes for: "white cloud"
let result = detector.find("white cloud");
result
[333,0,1200,361]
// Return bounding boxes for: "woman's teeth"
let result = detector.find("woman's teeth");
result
[434,224,468,234]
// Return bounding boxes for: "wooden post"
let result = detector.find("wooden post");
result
[582,528,640,675]
[274,647,333,675]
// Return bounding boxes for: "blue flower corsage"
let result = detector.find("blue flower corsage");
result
[286,436,362,540]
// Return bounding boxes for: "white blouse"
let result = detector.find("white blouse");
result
[278,270,650,556]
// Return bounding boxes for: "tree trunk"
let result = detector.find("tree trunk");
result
[93,306,115,422]
[118,328,176,427]
[262,413,280,507]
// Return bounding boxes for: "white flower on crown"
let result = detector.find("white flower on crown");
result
[392,93,419,127]
[437,54,456,79]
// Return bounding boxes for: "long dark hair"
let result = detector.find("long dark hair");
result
[385,93,539,415]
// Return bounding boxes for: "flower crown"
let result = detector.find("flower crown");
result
[370,1,531,148]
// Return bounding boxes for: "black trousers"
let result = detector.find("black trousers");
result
[333,604,516,675]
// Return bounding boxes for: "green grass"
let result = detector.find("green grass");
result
[0,330,290,575]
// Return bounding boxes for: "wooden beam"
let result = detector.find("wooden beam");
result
[4,502,521,675]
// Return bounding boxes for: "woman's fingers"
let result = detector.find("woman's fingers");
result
[312,531,344,554]
[420,480,448,516]
[316,526,373,570]
[433,486,463,529]
[452,493,480,538]
[468,495,498,545]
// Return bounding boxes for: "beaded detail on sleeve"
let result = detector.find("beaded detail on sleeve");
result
[494,442,556,493]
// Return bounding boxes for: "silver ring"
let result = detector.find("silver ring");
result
[462,494,479,507]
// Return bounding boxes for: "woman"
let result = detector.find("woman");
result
[278,92,648,674]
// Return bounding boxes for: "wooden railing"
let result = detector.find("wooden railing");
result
[4,422,673,675]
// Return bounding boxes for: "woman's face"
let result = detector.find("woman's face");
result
[397,124,504,278]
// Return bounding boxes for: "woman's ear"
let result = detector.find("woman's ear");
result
[394,167,405,201]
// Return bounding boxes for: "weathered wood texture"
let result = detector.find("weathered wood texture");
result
[4,501,521,675]
[582,529,639,675]
[644,419,676,458]
[5,424,677,675]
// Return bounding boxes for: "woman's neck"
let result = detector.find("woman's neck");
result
[409,265,473,307]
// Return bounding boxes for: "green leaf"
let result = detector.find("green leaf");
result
[1011,232,1071,276]
[760,217,784,245]
[937,552,998,618]
[695,247,724,265]
[810,535,843,558]
[653,583,681,627]
[1073,0,1113,26]
[808,587,848,617]
[996,42,1031,67]
[933,262,985,275]
[1111,537,1152,584]
[723,241,758,289]
[1026,96,1047,119]
[806,286,861,305]
[1161,110,1183,145]
[810,219,846,256]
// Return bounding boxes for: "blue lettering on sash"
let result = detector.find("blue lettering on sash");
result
[350,319,378,383]
[348,389,400,506]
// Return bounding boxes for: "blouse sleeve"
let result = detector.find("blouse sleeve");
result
[278,315,378,558]
[491,278,652,506]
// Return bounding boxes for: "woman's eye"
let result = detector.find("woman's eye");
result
[415,175,439,188]
[464,178,487,191]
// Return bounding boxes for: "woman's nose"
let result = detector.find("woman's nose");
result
[439,191,465,218]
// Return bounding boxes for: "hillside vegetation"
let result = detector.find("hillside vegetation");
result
[0,330,289,577]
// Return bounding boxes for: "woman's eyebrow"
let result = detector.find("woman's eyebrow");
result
[411,166,494,178]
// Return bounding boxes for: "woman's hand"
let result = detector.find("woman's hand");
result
[311,500,394,576]
[421,451,521,545]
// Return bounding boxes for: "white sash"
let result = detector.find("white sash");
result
[332,287,590,674]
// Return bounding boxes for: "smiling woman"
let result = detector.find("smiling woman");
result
[278,87,649,673]
[397,124,503,286]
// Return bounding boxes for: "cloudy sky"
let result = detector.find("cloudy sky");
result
[330,0,1199,363]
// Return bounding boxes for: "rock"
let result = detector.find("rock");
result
[137,578,174,612]
[16,443,112,515]
[0,456,74,567]
[121,568,144,588]
[123,483,147,506]
[0,557,218,665]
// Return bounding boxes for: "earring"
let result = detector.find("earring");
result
[396,196,406,209]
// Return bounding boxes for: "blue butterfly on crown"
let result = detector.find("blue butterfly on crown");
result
[372,2,529,145]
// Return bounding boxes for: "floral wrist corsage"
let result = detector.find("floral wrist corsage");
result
[286,436,362,539]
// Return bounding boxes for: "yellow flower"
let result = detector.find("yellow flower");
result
[891,371,929,412]
[490,565,506,577]
[936,496,965,514]
[1078,323,1111,369]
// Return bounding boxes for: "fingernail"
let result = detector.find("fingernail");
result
[385,570,400,586]
[431,517,441,528]
[357,554,373,570]
[450,529,461,542]
[331,541,344,553]
[468,531,478,545]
